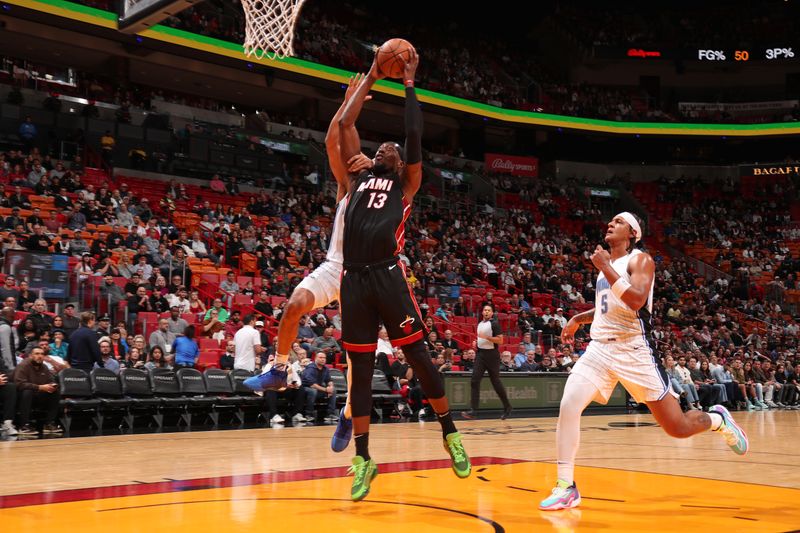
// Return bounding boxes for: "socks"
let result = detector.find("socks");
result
[437,410,457,437]
[556,461,574,485]
[708,412,723,431]
[355,433,370,460]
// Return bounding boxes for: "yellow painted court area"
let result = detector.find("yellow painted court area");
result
[2,461,798,532]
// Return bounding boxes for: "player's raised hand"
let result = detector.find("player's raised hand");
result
[346,73,372,102]
[368,52,386,81]
[402,48,419,82]
[561,317,580,345]
[347,153,373,173]
[590,245,611,270]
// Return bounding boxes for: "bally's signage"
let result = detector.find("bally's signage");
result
[484,153,539,178]
[740,164,800,177]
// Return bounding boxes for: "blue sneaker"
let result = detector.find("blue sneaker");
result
[331,407,352,452]
[710,404,749,455]
[539,479,581,511]
[243,364,288,392]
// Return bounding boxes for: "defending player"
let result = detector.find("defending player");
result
[539,212,748,511]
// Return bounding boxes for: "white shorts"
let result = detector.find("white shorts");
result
[571,338,678,404]
[295,261,342,308]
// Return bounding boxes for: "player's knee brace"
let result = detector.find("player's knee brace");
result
[348,352,375,418]
[402,341,445,399]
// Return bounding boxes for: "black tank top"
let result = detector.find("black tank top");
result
[343,171,409,264]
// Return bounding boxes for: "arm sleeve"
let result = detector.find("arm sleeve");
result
[404,87,422,165]
[492,321,502,336]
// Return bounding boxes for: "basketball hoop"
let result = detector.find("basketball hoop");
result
[242,0,307,60]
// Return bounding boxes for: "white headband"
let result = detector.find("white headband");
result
[616,212,642,242]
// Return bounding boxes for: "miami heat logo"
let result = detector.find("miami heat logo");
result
[399,315,415,335]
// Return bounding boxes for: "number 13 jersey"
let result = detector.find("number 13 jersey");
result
[343,171,410,264]
[590,249,655,341]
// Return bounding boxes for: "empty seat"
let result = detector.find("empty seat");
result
[90,368,133,430]
[119,368,162,429]
[58,368,102,433]
[176,368,216,426]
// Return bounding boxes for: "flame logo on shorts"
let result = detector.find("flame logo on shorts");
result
[399,315,415,335]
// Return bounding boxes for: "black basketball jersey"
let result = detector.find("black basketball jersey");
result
[343,171,409,264]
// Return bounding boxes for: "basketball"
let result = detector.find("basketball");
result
[376,38,415,79]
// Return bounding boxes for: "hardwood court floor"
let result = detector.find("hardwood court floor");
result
[1,411,798,532]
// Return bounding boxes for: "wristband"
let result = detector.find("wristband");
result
[611,278,631,299]
[404,80,414,88]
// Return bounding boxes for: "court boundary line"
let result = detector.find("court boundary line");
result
[0,456,523,509]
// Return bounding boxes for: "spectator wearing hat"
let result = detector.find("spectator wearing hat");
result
[255,320,270,347]
[553,308,568,328]
[48,329,68,359]
[65,312,104,373]
[59,304,79,339]
[95,314,112,339]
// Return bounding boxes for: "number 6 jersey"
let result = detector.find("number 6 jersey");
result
[590,249,655,342]
[343,170,410,264]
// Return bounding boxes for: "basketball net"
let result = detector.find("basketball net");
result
[242,0,307,60]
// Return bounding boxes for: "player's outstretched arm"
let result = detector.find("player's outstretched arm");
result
[401,49,423,200]
[339,57,383,166]
[326,73,373,195]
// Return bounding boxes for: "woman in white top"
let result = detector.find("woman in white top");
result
[461,304,512,420]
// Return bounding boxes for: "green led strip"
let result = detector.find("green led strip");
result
[7,0,800,137]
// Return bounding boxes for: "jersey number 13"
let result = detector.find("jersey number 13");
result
[367,193,387,209]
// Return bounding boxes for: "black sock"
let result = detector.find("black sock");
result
[436,410,457,437]
[355,433,370,460]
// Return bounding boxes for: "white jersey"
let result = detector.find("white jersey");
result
[590,249,654,342]
[326,197,346,264]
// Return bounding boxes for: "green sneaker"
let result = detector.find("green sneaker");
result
[443,432,471,478]
[348,455,378,501]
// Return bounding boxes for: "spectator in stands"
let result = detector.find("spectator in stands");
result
[59,304,79,338]
[123,347,146,370]
[310,327,340,364]
[254,290,273,319]
[219,341,235,370]
[149,318,177,354]
[14,346,61,437]
[233,314,262,373]
[9,187,30,210]
[127,286,152,328]
[4,207,23,231]
[107,328,126,360]
[143,345,166,370]
[28,299,53,336]
[518,350,540,372]
[166,306,189,336]
[202,307,225,340]
[204,298,229,323]
[226,176,240,196]
[219,270,239,308]
[100,130,115,164]
[95,314,112,339]
[48,329,69,361]
[254,320,270,348]
[688,356,720,408]
[100,274,125,309]
[18,116,37,152]
[209,174,226,194]
[188,289,206,316]
[95,339,120,374]
[0,276,18,302]
[0,306,15,367]
[172,325,199,369]
[301,351,337,423]
[26,207,44,233]
[167,286,190,314]
[441,330,460,353]
[27,161,45,188]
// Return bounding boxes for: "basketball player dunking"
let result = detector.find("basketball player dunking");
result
[244,74,372,396]
[336,49,470,501]
[539,213,748,511]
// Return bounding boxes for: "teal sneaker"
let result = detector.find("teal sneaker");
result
[443,432,471,478]
[710,404,749,455]
[539,479,581,511]
[348,455,378,501]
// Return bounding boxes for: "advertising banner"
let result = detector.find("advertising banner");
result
[485,153,539,178]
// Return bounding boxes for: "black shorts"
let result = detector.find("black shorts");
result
[341,258,425,353]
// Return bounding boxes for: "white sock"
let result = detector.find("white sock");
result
[708,412,723,431]
[556,461,574,485]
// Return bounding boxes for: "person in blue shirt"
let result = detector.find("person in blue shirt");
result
[48,329,69,360]
[172,325,200,369]
[18,116,37,151]
[301,351,337,423]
